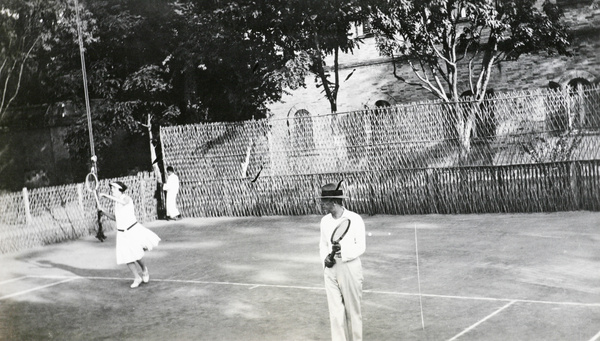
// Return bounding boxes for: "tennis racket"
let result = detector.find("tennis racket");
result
[85,172,101,209]
[85,171,106,241]
[325,218,351,268]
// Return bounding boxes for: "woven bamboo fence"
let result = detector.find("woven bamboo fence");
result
[175,160,600,217]
[161,86,600,218]
[0,172,157,254]
[2,87,599,253]
[161,86,600,180]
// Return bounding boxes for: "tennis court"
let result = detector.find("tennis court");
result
[1,211,599,340]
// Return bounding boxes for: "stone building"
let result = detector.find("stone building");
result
[267,0,600,118]
[255,0,600,176]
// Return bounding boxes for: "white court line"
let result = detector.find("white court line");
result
[145,278,325,291]
[25,275,600,308]
[29,275,325,291]
[0,276,30,285]
[447,300,516,341]
[4,275,598,339]
[0,277,79,300]
[363,289,600,308]
[589,329,600,341]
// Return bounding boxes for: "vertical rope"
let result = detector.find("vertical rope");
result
[74,0,95,162]
[74,0,104,241]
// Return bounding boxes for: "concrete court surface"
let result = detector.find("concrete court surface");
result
[0,211,599,340]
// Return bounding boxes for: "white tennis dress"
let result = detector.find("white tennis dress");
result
[114,194,161,264]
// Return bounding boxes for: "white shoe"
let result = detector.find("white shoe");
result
[130,277,142,288]
[142,269,149,283]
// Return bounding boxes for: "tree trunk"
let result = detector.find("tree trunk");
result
[145,115,163,183]
[144,115,166,219]
[183,63,202,123]
[455,102,475,164]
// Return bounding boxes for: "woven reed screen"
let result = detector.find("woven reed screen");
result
[161,87,600,218]
[0,172,157,254]
[173,161,600,217]
[3,87,599,253]
[162,87,600,178]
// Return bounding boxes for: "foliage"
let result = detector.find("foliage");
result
[42,0,180,177]
[371,0,571,102]
[280,0,373,113]
[370,0,571,160]
[0,0,69,121]
[170,0,372,116]
[164,0,312,122]
[5,0,373,181]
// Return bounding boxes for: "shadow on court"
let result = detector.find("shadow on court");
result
[0,212,599,340]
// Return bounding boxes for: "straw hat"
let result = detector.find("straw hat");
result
[318,180,347,199]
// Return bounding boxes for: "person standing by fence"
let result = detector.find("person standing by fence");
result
[319,181,366,341]
[163,166,181,220]
[100,181,161,288]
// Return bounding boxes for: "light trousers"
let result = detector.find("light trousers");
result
[166,192,179,218]
[324,257,363,341]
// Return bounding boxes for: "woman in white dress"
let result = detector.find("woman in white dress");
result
[100,181,161,288]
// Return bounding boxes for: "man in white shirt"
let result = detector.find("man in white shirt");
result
[163,166,181,220]
[319,181,366,341]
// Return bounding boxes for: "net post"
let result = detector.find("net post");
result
[415,223,425,330]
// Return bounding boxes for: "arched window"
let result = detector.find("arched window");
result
[567,77,591,91]
[369,101,391,149]
[292,109,315,155]
[546,82,567,134]
[567,78,594,129]
[375,100,391,108]
[548,81,561,91]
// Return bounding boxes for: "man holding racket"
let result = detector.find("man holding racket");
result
[319,181,366,341]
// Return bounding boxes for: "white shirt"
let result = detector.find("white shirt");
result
[319,208,366,265]
[163,173,180,193]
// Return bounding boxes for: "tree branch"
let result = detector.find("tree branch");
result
[0,60,18,115]
[408,60,447,100]
[0,35,40,121]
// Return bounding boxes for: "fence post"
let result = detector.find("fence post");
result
[426,169,437,214]
[570,162,580,210]
[77,184,84,211]
[139,175,147,222]
[22,187,32,224]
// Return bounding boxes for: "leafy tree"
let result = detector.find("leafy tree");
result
[7,0,375,182]
[0,0,64,121]
[165,0,314,122]
[35,0,180,180]
[8,0,309,180]
[171,0,372,117]
[281,0,373,113]
[371,0,570,156]
[24,0,310,179]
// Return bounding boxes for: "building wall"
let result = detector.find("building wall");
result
[267,1,600,117]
